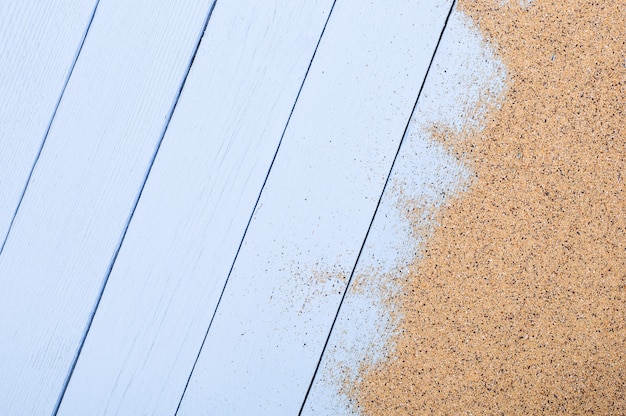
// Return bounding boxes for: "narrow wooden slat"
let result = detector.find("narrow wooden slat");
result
[56,2,335,415]
[0,0,97,246]
[301,7,508,414]
[0,1,215,414]
[176,1,454,414]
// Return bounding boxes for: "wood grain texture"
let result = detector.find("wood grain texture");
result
[0,0,97,248]
[301,7,508,414]
[0,1,214,414]
[176,1,454,414]
[56,2,334,415]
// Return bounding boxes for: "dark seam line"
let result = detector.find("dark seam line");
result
[0,0,102,258]
[174,1,339,414]
[51,1,219,415]
[298,1,457,414]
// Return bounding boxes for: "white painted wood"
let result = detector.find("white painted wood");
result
[0,1,215,414]
[56,2,334,415]
[301,8,508,415]
[0,1,97,245]
[177,1,454,414]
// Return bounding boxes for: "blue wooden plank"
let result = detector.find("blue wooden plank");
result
[0,0,97,251]
[57,1,334,415]
[0,1,215,414]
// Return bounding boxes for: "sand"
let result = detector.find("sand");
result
[354,0,625,414]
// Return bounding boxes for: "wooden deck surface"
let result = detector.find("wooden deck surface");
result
[0,1,499,414]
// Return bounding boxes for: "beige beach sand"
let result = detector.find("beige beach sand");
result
[355,1,626,414]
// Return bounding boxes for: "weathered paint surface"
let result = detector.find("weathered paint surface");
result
[58,2,334,415]
[0,0,97,248]
[0,1,214,413]
[0,1,459,414]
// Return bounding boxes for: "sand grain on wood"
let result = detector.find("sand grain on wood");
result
[355,1,625,414]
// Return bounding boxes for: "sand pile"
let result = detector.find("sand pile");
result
[355,1,625,414]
